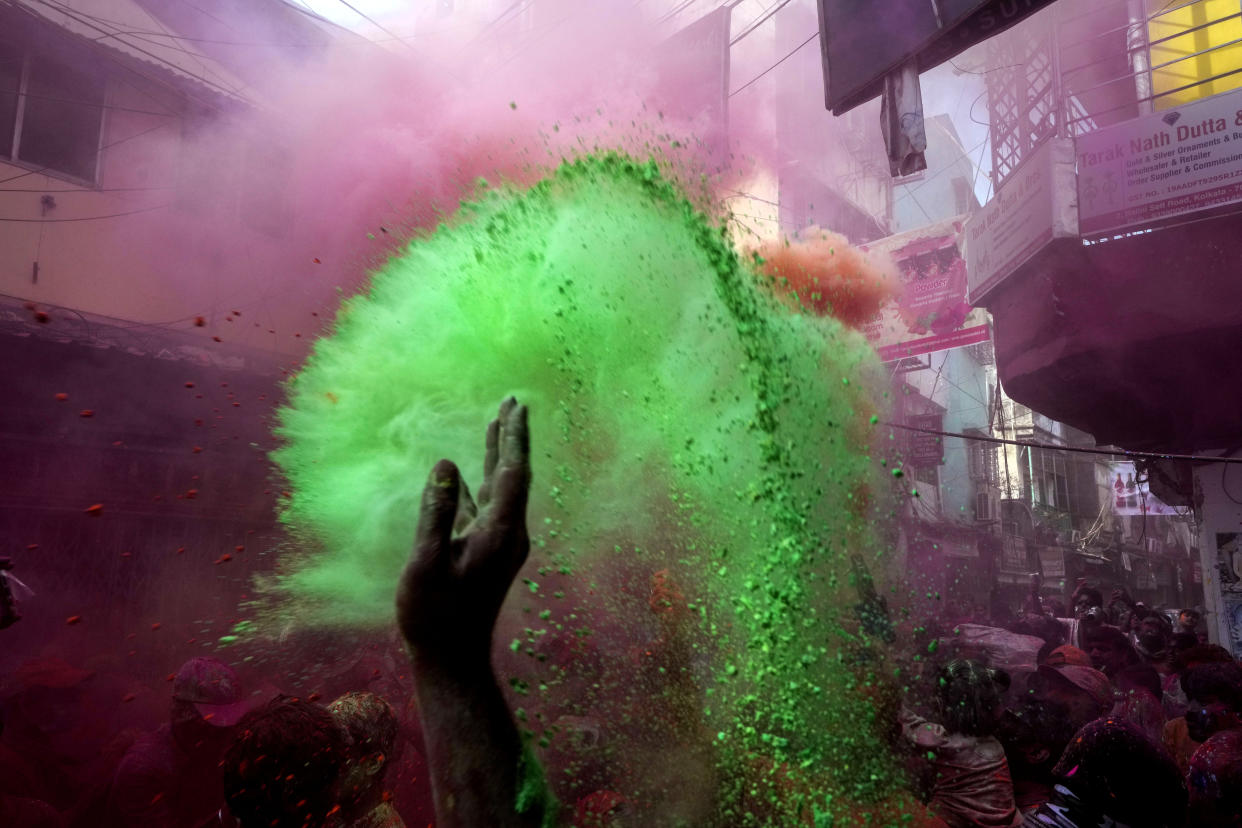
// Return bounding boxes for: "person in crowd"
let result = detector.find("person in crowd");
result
[0,656,138,816]
[1007,611,1066,654]
[1111,662,1166,743]
[1018,718,1186,827]
[1133,612,1174,673]
[1169,630,1199,656]
[1186,728,1242,827]
[899,659,1019,828]
[996,698,1077,813]
[0,704,64,827]
[1163,641,1234,719]
[329,691,406,828]
[1106,588,1136,632]
[395,397,556,827]
[1177,607,1204,641]
[221,695,348,828]
[1027,645,1113,735]
[1162,660,1242,774]
[106,656,266,827]
[1081,624,1139,679]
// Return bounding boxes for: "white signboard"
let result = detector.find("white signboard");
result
[965,137,1078,304]
[1078,86,1242,235]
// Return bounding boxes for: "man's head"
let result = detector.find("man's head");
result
[1083,625,1138,677]
[1073,587,1104,619]
[222,695,347,828]
[1031,646,1113,732]
[1183,662,1242,744]
[0,657,102,764]
[1179,608,1202,632]
[328,691,400,811]
[934,659,1008,737]
[998,698,1077,780]
[1187,729,1242,827]
[1052,718,1187,827]
[1136,613,1172,656]
[170,657,256,753]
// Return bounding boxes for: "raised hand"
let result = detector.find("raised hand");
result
[397,397,532,671]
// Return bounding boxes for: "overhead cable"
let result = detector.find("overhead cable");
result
[883,421,1242,465]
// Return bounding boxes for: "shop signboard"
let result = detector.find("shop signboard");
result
[938,538,979,559]
[861,216,990,362]
[1039,547,1065,579]
[906,413,945,467]
[1077,84,1242,235]
[817,0,1056,114]
[1001,535,1029,572]
[966,137,1078,304]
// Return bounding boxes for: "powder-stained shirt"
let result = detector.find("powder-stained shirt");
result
[900,709,1021,828]
[347,801,406,828]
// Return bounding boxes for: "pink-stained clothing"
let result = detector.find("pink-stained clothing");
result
[900,709,1021,828]
[1110,688,1166,744]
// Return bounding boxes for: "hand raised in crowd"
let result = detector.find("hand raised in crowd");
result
[397,396,532,670]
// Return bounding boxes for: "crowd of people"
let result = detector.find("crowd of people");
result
[2,397,1240,827]
[895,580,1242,827]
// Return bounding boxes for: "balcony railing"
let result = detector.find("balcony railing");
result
[986,0,1242,188]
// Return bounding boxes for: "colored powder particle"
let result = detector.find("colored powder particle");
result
[752,228,898,329]
[269,151,896,820]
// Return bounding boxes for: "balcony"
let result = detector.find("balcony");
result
[967,0,1242,452]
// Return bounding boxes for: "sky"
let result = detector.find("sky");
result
[291,0,994,204]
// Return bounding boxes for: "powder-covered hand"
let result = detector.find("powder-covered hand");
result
[397,397,532,672]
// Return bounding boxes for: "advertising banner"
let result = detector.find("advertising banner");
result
[966,137,1078,304]
[861,216,990,362]
[1108,461,1181,516]
[1077,85,1242,235]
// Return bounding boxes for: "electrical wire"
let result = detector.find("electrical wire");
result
[884,421,1242,465]
[22,0,248,108]
[730,0,793,45]
[0,203,170,222]
[0,122,170,186]
[657,0,702,25]
[729,30,816,97]
[330,0,417,53]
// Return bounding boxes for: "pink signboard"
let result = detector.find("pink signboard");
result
[861,216,989,362]
[1077,85,1242,235]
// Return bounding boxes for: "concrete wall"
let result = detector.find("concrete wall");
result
[1196,459,1242,654]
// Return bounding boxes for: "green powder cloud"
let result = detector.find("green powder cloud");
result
[268,152,902,821]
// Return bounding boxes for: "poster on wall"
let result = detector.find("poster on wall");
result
[1217,533,1242,657]
[861,216,990,362]
[1108,461,1182,516]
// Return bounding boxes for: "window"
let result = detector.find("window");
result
[0,40,105,184]
[1032,448,1071,511]
[967,436,1000,485]
[975,491,993,521]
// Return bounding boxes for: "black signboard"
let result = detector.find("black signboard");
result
[818,0,1057,115]
[907,413,945,467]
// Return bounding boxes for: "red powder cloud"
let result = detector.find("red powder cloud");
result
[751,228,898,329]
